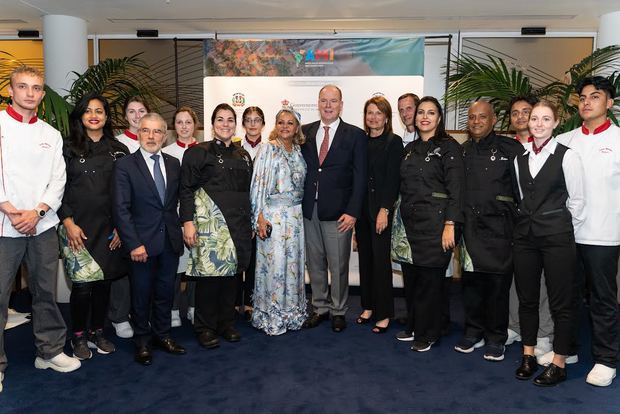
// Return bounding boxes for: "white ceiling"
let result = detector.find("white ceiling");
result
[0,0,618,36]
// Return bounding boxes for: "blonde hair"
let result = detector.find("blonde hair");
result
[268,108,306,145]
[10,65,44,86]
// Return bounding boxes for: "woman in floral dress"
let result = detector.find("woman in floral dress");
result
[250,106,307,335]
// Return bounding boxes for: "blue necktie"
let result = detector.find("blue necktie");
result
[150,154,166,203]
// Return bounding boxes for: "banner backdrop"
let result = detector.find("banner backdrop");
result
[203,38,425,138]
[203,38,425,286]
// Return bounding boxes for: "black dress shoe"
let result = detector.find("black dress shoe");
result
[302,312,329,329]
[221,327,241,342]
[533,363,567,387]
[134,346,152,366]
[153,337,186,355]
[332,315,347,333]
[198,330,219,349]
[515,355,538,380]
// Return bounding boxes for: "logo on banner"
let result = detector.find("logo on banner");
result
[231,93,246,107]
[290,49,335,67]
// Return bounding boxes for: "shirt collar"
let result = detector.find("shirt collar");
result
[124,130,138,140]
[6,105,38,124]
[244,135,261,148]
[525,137,558,156]
[139,147,162,162]
[320,118,340,132]
[176,139,197,148]
[581,119,611,135]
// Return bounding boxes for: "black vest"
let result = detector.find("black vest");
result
[514,143,573,238]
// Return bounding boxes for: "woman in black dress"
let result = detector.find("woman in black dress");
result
[58,93,129,360]
[180,103,253,349]
[398,96,464,352]
[355,96,403,333]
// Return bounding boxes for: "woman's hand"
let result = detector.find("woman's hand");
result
[183,221,198,248]
[257,213,271,240]
[375,208,388,234]
[441,223,455,252]
[109,228,122,250]
[63,218,87,252]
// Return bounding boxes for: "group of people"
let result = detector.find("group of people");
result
[0,64,618,393]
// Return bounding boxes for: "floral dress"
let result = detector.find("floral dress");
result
[250,142,307,335]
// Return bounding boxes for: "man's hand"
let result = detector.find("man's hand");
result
[337,213,356,233]
[12,210,40,235]
[130,245,148,262]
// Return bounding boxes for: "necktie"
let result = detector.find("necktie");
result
[150,154,166,203]
[318,126,330,165]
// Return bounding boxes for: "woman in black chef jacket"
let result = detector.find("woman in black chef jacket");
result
[58,93,130,361]
[398,96,464,352]
[180,103,253,350]
[355,96,403,333]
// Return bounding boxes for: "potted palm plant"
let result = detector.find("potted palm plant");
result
[445,45,620,134]
[1,52,160,136]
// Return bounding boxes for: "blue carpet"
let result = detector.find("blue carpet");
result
[1,284,618,413]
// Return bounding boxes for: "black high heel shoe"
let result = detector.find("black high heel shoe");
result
[356,314,371,324]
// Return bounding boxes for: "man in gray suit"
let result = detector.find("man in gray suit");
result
[300,85,367,332]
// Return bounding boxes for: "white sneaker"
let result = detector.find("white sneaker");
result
[34,353,81,373]
[534,337,553,357]
[505,329,522,345]
[0,371,4,393]
[112,321,134,338]
[537,350,578,366]
[187,307,195,325]
[171,310,182,328]
[586,364,617,387]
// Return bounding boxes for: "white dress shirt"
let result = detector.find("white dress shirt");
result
[139,147,167,185]
[513,138,586,234]
[315,118,341,155]
[402,129,418,145]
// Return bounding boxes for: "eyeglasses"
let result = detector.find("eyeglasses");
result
[243,117,263,125]
[139,128,165,137]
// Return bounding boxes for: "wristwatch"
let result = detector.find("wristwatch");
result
[34,208,46,218]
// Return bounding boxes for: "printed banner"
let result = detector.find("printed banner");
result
[203,38,425,138]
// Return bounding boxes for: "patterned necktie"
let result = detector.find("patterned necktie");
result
[150,154,166,203]
[318,126,330,165]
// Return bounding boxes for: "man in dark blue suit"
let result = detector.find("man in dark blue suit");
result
[301,84,367,332]
[113,113,186,365]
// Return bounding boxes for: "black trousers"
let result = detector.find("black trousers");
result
[401,263,447,342]
[195,276,238,334]
[513,232,575,355]
[70,280,111,333]
[355,213,394,320]
[403,265,451,335]
[569,244,620,368]
[129,243,178,347]
[236,238,257,307]
[462,271,512,346]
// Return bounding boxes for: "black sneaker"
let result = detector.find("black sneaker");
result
[87,329,116,355]
[395,330,414,342]
[72,335,92,360]
[411,340,434,352]
[454,337,485,354]
[483,343,505,361]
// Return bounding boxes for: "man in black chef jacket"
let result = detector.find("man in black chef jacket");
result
[454,101,522,362]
